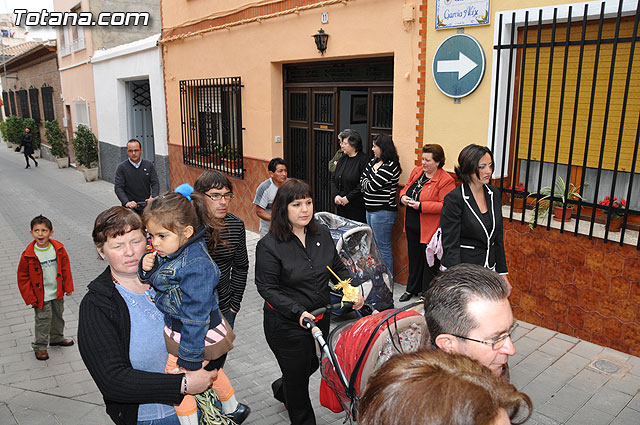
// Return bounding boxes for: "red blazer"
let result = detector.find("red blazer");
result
[17,238,74,309]
[399,167,456,244]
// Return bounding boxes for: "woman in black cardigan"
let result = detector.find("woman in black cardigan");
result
[440,145,511,292]
[329,129,368,223]
[20,126,38,169]
[78,207,217,425]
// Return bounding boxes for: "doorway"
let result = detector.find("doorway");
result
[283,58,394,212]
[127,80,154,162]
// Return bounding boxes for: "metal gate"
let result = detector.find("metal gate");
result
[128,80,154,162]
[490,0,640,247]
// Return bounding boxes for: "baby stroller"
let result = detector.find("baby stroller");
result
[303,301,427,424]
[315,212,394,315]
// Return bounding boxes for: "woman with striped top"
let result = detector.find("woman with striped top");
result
[360,134,402,275]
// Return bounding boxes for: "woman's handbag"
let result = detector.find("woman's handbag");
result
[163,315,235,360]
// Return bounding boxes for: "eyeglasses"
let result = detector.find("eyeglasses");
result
[452,323,518,350]
[205,192,235,201]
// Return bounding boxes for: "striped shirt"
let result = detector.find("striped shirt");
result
[360,158,401,211]
[207,213,249,313]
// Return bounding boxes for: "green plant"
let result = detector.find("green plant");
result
[5,116,24,144]
[0,120,7,142]
[45,120,68,158]
[23,118,40,149]
[72,125,99,168]
[529,176,584,229]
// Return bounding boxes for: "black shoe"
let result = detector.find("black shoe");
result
[35,161,38,167]
[227,403,250,424]
[399,292,414,302]
[25,165,30,169]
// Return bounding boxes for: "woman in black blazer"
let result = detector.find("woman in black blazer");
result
[330,129,368,223]
[440,144,510,290]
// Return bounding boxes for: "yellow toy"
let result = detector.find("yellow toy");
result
[326,266,359,305]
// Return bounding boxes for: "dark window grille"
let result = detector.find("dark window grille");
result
[8,91,16,116]
[28,87,41,123]
[372,93,393,129]
[179,77,243,178]
[491,0,640,248]
[314,93,334,125]
[2,92,9,117]
[41,85,55,122]
[17,89,29,118]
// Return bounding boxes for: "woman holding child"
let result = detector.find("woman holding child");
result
[78,206,217,425]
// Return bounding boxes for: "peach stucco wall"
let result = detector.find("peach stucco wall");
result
[161,0,421,180]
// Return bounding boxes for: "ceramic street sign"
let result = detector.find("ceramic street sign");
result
[432,33,485,99]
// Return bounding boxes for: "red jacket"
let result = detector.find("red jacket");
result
[399,167,456,244]
[17,239,74,309]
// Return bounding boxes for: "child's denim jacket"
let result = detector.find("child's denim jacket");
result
[138,226,221,370]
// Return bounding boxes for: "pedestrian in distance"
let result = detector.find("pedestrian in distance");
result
[254,157,288,237]
[330,129,368,223]
[19,126,38,169]
[114,139,160,215]
[139,184,239,425]
[17,215,74,361]
[360,134,401,275]
[79,206,217,425]
[398,144,455,302]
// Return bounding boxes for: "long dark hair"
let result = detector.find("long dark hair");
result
[374,134,402,174]
[269,179,317,241]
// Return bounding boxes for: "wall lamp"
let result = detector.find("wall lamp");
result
[313,28,329,55]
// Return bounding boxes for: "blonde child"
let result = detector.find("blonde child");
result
[138,184,236,425]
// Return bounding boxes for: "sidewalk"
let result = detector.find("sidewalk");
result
[0,145,637,424]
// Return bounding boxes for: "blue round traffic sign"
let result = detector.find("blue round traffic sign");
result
[432,33,485,98]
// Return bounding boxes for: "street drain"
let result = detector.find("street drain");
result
[590,359,621,374]
[587,355,630,377]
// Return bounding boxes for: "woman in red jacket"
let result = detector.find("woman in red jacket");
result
[398,144,455,302]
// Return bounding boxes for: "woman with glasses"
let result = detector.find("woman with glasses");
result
[192,171,251,423]
[440,144,510,294]
[330,129,368,223]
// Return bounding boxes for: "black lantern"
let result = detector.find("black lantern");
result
[312,28,329,55]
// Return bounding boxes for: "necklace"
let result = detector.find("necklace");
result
[410,173,431,200]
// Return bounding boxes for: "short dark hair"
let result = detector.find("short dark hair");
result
[373,135,402,174]
[358,350,532,425]
[424,264,508,345]
[31,215,52,231]
[92,207,144,249]
[269,178,317,241]
[194,170,233,193]
[268,157,287,173]
[127,139,142,150]
[338,129,363,152]
[454,144,493,184]
[422,144,446,169]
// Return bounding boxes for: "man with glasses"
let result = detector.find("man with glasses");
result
[424,263,516,378]
[193,171,251,423]
[114,139,159,215]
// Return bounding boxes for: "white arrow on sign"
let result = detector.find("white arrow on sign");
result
[436,52,478,80]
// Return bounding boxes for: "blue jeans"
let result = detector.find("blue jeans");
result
[138,412,180,425]
[366,210,397,275]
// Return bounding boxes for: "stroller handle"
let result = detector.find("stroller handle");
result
[302,302,354,329]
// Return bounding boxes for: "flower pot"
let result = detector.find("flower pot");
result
[608,216,623,232]
[82,167,99,182]
[552,205,574,222]
[56,157,69,168]
[510,196,525,213]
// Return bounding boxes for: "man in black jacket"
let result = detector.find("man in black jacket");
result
[114,139,159,214]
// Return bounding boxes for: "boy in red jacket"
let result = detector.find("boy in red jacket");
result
[17,215,74,360]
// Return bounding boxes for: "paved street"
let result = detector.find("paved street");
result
[0,145,638,425]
